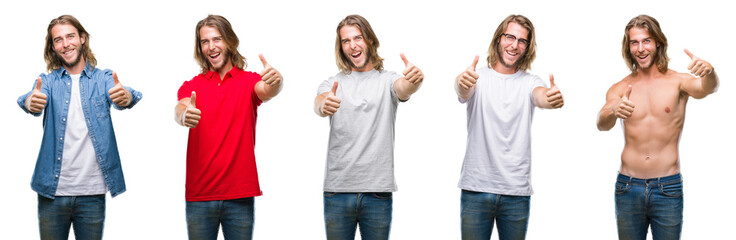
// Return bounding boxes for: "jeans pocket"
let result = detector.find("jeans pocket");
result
[323,192,338,197]
[660,181,683,197]
[615,181,630,195]
[372,192,392,199]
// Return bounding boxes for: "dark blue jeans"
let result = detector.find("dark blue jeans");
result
[460,190,530,240]
[615,173,683,240]
[186,197,255,240]
[38,194,106,240]
[323,192,393,240]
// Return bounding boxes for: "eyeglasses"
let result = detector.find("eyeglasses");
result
[500,33,529,48]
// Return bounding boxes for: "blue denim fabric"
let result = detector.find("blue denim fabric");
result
[460,190,530,240]
[615,173,683,240]
[38,194,106,240]
[323,192,392,240]
[17,63,142,199]
[186,197,255,240]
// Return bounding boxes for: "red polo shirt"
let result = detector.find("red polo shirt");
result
[177,67,263,201]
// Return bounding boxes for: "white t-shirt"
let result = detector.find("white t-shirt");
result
[458,66,545,196]
[55,74,107,196]
[317,69,402,192]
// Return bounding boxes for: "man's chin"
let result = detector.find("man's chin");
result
[62,60,80,69]
[636,62,653,70]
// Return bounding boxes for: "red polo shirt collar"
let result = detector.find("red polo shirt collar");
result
[203,67,244,82]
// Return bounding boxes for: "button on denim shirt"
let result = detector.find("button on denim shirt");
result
[17,63,142,199]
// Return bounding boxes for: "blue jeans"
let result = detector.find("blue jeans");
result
[615,173,683,240]
[323,192,393,240]
[460,190,530,240]
[38,194,106,240]
[186,197,255,240]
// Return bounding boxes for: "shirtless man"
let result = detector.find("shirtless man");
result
[597,15,718,240]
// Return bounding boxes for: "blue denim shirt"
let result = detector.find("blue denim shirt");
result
[17,63,142,199]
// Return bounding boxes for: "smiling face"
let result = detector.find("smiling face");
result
[340,25,373,72]
[199,26,232,75]
[494,22,529,73]
[628,27,658,71]
[51,23,85,70]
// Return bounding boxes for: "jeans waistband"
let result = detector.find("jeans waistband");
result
[617,173,682,185]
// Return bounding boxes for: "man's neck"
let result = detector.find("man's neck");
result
[215,63,234,80]
[351,62,375,73]
[635,65,664,80]
[492,62,517,75]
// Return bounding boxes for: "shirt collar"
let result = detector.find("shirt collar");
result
[204,67,244,81]
[55,61,93,78]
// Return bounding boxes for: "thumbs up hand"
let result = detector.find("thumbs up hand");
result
[401,53,424,84]
[321,81,341,116]
[26,77,48,113]
[108,72,132,107]
[457,55,479,90]
[545,74,564,108]
[614,85,635,119]
[684,49,713,78]
[258,54,283,87]
[182,91,201,128]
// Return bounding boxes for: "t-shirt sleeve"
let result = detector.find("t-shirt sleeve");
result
[529,75,546,102]
[388,71,402,103]
[177,79,194,101]
[249,71,263,106]
[317,75,337,95]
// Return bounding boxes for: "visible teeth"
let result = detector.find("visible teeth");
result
[352,52,361,57]
[209,53,220,58]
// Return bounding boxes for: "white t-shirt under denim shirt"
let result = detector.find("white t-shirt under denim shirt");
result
[317,69,402,193]
[458,66,545,196]
[56,74,107,196]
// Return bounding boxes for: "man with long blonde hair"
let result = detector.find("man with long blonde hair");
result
[454,14,564,240]
[314,14,424,240]
[597,14,719,239]
[18,14,142,239]
[175,14,283,240]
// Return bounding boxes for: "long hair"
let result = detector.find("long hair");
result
[335,15,383,74]
[622,15,669,73]
[194,15,246,73]
[44,15,95,72]
[487,14,537,72]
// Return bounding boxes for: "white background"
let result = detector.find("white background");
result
[1,0,733,239]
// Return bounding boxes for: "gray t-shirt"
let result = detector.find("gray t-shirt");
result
[458,67,545,196]
[317,69,402,192]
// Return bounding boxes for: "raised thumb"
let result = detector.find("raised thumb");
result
[259,54,268,67]
[625,85,632,99]
[35,77,42,91]
[190,91,197,107]
[470,55,479,71]
[549,74,556,88]
[400,53,409,66]
[113,72,120,85]
[684,48,694,60]
[331,81,338,95]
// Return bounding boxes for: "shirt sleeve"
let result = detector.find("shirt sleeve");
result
[388,71,403,103]
[249,71,263,106]
[529,75,547,102]
[17,74,49,116]
[177,79,194,101]
[100,69,142,110]
[317,75,337,95]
